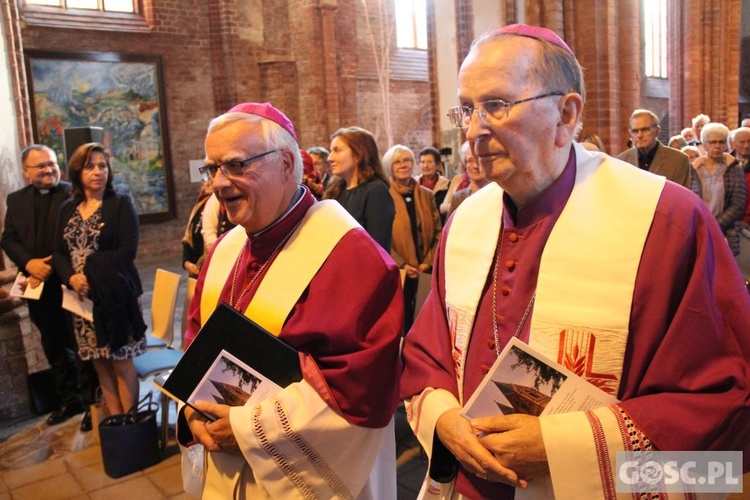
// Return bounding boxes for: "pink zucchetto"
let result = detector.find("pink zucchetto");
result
[226,102,298,142]
[489,23,574,56]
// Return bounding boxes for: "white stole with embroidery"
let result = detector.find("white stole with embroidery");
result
[443,144,665,499]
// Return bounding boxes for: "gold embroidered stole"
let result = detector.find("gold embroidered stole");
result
[200,200,359,332]
[530,146,664,394]
[444,144,664,402]
[197,200,359,498]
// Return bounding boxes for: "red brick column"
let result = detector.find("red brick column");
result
[319,3,341,139]
[675,0,740,128]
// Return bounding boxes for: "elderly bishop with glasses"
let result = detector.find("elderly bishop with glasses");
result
[180,102,403,498]
[400,24,750,499]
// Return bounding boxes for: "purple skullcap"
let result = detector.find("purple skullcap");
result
[226,102,298,142]
[489,24,574,56]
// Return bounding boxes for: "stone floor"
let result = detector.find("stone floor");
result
[0,251,427,499]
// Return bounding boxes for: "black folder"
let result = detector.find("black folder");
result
[159,302,302,420]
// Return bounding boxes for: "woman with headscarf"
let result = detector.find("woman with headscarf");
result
[383,144,442,331]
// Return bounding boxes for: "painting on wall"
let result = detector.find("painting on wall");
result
[25,51,175,222]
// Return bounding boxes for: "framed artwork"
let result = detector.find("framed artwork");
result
[25,50,175,222]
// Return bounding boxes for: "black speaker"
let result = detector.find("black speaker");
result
[63,126,104,164]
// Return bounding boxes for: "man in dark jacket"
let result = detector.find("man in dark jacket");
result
[1,144,97,431]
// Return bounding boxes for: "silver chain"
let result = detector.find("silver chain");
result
[491,230,536,357]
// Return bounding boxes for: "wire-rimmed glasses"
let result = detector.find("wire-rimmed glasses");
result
[199,149,280,181]
[447,92,564,129]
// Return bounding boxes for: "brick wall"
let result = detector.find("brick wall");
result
[7,0,431,260]
[17,0,217,260]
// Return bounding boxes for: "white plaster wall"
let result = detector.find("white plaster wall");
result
[473,1,503,39]
[0,19,26,218]
[434,0,459,132]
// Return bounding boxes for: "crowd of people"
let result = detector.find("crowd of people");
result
[3,22,749,500]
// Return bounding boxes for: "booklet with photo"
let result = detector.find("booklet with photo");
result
[461,337,619,419]
[9,273,44,300]
[157,302,302,421]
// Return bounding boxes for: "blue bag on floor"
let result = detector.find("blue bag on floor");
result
[99,393,160,478]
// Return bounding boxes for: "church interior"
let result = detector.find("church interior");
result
[1,0,749,498]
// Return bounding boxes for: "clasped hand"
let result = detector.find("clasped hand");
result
[68,273,90,300]
[404,263,431,279]
[435,408,550,488]
[185,401,240,453]
[25,256,52,285]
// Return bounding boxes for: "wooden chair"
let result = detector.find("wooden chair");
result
[133,269,183,448]
[145,268,182,349]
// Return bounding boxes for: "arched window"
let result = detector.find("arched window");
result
[395,0,427,50]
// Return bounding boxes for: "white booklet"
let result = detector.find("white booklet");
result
[9,272,44,300]
[60,285,94,322]
[462,337,619,419]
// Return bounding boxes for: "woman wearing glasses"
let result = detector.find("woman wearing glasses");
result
[691,123,746,255]
[323,127,395,251]
[383,144,441,331]
[53,142,146,415]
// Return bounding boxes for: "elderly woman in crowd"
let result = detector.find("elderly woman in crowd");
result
[449,142,490,214]
[324,126,395,250]
[692,123,747,255]
[669,135,688,150]
[383,144,441,331]
[53,142,146,414]
[681,145,701,165]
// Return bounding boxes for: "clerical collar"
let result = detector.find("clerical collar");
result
[252,185,305,238]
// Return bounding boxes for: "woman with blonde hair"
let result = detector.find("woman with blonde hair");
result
[383,144,441,331]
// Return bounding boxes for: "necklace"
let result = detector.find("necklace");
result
[229,218,304,308]
[491,230,536,357]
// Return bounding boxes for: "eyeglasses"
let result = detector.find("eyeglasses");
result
[199,149,280,181]
[629,126,656,135]
[84,162,108,171]
[392,158,414,166]
[25,161,57,170]
[447,92,565,129]
[705,140,727,147]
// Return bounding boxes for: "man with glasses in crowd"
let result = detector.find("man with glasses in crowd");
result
[178,102,403,498]
[2,145,97,431]
[617,109,698,193]
[730,127,750,227]
[400,24,749,499]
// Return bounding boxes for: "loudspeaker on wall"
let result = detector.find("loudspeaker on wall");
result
[63,126,104,165]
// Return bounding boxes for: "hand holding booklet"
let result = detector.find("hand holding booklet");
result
[9,272,43,300]
[462,337,619,419]
[157,302,302,421]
